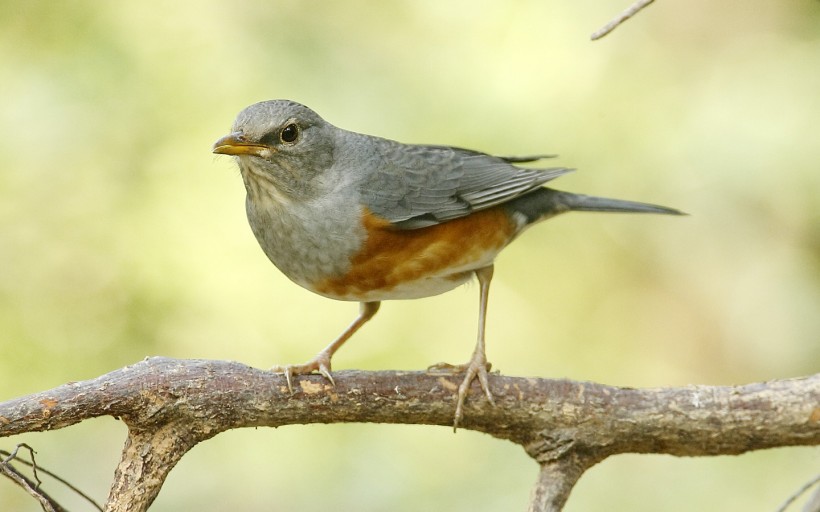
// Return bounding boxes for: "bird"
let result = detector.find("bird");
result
[212,99,683,428]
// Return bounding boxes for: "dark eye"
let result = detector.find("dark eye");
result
[280,123,299,144]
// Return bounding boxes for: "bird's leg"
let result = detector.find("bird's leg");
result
[271,301,381,393]
[452,265,496,429]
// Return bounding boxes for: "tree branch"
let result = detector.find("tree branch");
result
[1,357,818,511]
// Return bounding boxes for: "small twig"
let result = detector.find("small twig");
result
[3,444,44,487]
[1,447,104,511]
[804,482,820,512]
[0,444,63,512]
[591,0,656,40]
[775,473,820,512]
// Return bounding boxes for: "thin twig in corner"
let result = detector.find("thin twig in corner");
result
[1,444,102,512]
[1,445,61,512]
[774,473,820,512]
[591,0,656,40]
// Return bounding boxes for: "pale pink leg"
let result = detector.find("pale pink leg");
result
[450,265,496,429]
[272,301,381,392]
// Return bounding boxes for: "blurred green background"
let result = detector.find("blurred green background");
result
[1,1,818,510]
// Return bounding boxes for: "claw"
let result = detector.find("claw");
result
[270,351,335,393]
[452,356,495,431]
[317,362,335,386]
[283,367,294,394]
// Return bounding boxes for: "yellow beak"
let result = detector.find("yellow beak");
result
[212,133,270,156]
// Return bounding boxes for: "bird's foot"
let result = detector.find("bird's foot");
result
[271,351,334,394]
[428,356,495,430]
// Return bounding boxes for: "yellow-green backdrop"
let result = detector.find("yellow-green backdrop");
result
[1,1,818,510]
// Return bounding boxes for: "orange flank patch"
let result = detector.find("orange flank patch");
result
[315,207,517,298]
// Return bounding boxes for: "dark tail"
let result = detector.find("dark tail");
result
[507,187,685,225]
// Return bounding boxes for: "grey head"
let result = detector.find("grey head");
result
[213,100,338,201]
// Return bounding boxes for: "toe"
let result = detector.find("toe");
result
[270,365,296,394]
[270,351,336,391]
[475,366,495,405]
[317,362,335,386]
[452,358,495,430]
[427,361,465,373]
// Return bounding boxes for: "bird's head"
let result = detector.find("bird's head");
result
[213,100,336,200]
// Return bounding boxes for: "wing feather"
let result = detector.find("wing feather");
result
[360,139,572,229]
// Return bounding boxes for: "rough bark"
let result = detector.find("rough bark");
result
[0,357,818,511]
